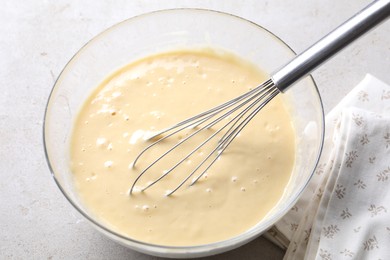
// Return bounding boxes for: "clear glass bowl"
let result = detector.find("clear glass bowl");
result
[44,9,324,258]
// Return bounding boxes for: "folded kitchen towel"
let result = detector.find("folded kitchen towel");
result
[266,74,390,259]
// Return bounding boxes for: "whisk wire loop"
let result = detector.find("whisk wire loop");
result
[129,79,280,195]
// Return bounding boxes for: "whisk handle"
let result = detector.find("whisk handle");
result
[272,0,390,92]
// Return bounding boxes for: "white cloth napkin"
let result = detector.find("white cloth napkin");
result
[266,74,390,259]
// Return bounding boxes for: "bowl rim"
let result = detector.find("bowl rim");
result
[43,7,325,256]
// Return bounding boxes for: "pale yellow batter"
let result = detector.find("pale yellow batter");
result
[70,49,295,246]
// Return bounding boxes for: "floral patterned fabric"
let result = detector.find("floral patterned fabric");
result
[269,74,390,259]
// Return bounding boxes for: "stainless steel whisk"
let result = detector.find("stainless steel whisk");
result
[130,0,390,196]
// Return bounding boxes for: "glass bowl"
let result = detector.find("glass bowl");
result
[44,8,324,258]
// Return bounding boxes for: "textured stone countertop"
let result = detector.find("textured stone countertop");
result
[1,0,389,259]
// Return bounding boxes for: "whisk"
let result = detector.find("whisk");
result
[130,0,390,196]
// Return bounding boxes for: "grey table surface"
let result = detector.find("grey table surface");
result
[1,0,389,259]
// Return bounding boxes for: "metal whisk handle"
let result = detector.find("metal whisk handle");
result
[272,0,390,92]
